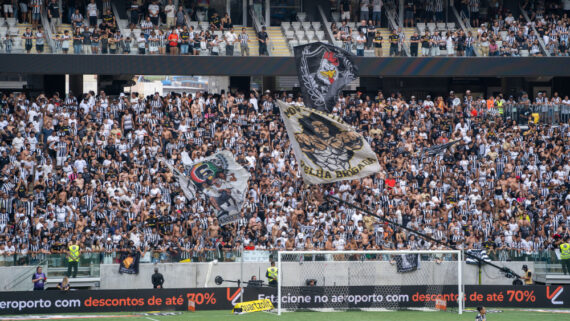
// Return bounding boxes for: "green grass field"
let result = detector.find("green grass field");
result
[4,310,569,321]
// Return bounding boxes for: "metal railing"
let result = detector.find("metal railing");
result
[249,6,273,56]
[501,103,570,125]
[40,5,56,53]
[318,5,335,44]
[3,248,568,268]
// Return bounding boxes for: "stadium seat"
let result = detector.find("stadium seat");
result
[214,30,223,38]
[296,31,306,42]
[311,21,322,31]
[133,29,141,38]
[417,22,425,31]
[6,18,16,28]
[436,23,446,31]
[348,22,356,30]
[297,12,307,22]
[520,49,529,57]
[316,30,325,40]
[446,22,456,30]
[299,40,308,45]
[288,39,299,49]
[427,23,436,32]
[291,22,301,30]
[333,40,343,47]
[282,21,291,32]
[285,30,295,39]
[305,31,315,41]
[0,18,5,27]
[189,21,199,30]
[302,22,312,31]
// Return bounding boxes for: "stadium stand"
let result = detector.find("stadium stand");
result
[0,87,568,269]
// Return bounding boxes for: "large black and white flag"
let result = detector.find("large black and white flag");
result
[161,151,250,226]
[294,42,358,113]
[278,100,380,184]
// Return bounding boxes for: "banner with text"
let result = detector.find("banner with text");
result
[0,285,568,314]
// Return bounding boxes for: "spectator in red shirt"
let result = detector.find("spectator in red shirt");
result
[168,27,179,55]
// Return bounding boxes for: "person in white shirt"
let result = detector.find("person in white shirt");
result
[225,28,237,56]
[165,0,176,28]
[87,0,98,27]
[355,31,366,56]
[148,0,160,26]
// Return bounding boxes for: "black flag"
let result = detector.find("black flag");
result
[394,254,419,273]
[118,249,140,274]
[294,42,358,112]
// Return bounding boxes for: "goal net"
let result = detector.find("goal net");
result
[276,250,463,315]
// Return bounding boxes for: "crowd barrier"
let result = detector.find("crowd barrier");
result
[1,248,561,268]
[0,285,567,314]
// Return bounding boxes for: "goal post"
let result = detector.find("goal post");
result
[277,250,463,315]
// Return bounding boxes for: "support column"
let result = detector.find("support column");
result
[67,74,83,96]
[241,0,247,27]
[265,0,270,26]
[262,76,276,93]
[399,0,404,27]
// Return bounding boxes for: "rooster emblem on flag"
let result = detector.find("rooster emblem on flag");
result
[317,51,339,84]
[294,42,358,113]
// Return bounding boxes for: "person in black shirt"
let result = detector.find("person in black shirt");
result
[366,20,375,49]
[373,29,383,56]
[421,31,431,56]
[404,1,415,27]
[48,0,60,27]
[152,267,164,288]
[409,32,419,56]
[257,26,269,56]
[389,29,399,56]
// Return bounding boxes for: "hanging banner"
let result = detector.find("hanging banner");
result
[278,100,380,184]
[118,250,140,275]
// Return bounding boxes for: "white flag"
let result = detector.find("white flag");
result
[160,151,250,226]
[277,100,380,184]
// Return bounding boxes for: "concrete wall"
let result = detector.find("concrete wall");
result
[0,265,47,291]
[98,261,534,290]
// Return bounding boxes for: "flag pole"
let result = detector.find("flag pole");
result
[325,194,521,278]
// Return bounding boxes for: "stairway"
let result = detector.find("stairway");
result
[5,23,53,54]
[266,26,290,56]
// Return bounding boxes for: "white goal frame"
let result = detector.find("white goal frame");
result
[277,250,463,315]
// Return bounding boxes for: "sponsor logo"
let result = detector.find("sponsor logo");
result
[546,286,564,305]
[227,288,242,306]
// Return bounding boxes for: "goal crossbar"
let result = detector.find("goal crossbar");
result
[277,250,463,315]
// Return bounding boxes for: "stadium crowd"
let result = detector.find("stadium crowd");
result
[330,0,570,56]
[0,86,568,265]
